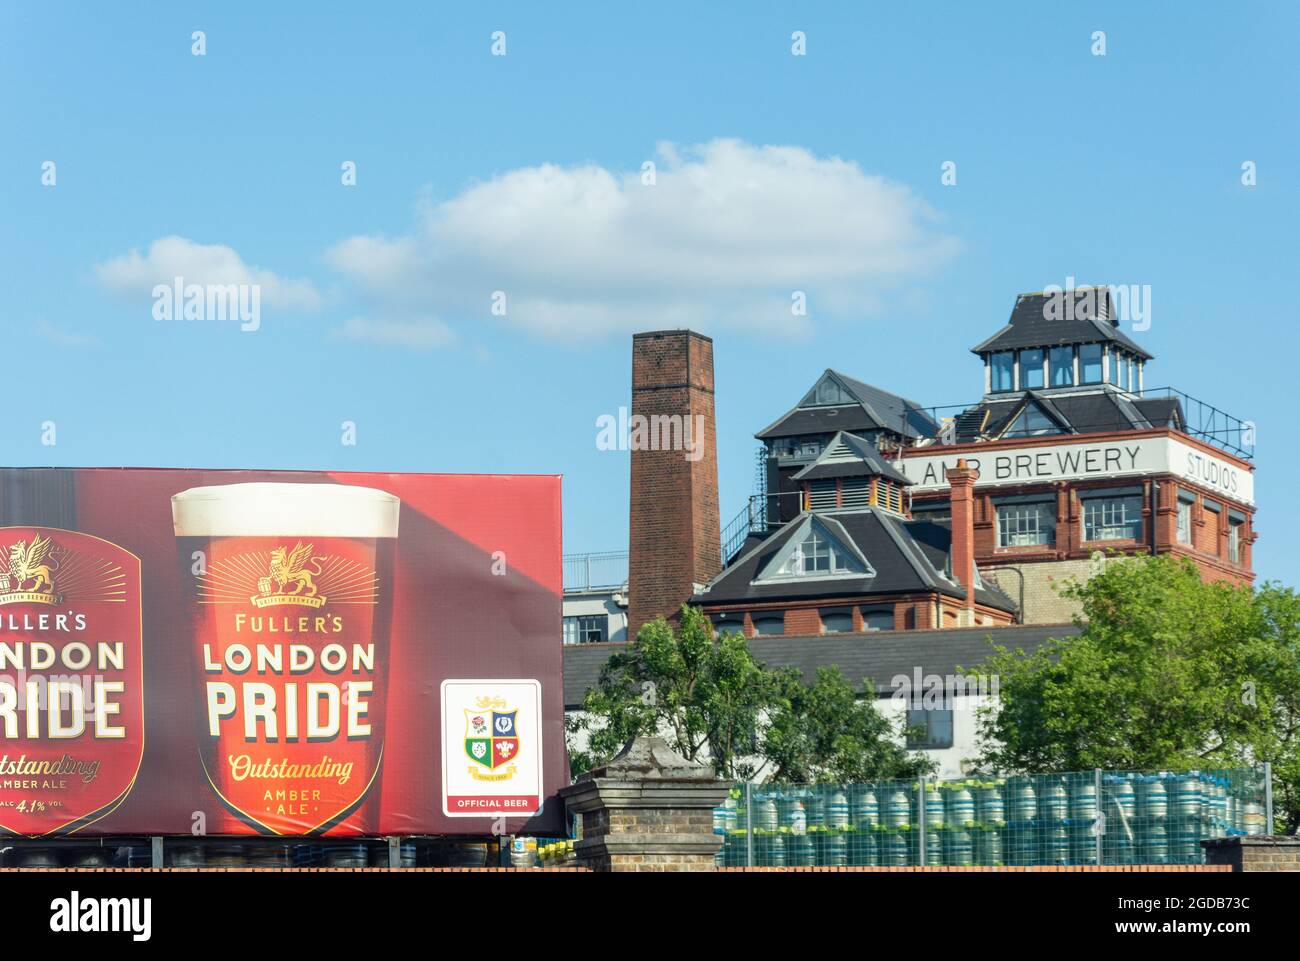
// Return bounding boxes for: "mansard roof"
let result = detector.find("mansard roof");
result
[954,389,1185,443]
[756,370,938,441]
[971,288,1154,361]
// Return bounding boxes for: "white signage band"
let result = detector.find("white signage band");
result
[901,436,1253,507]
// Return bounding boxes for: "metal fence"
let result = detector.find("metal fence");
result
[562,551,628,592]
[714,766,1272,868]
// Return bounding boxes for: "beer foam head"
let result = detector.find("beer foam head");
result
[172,483,400,538]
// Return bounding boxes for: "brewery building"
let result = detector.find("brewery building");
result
[564,287,1258,774]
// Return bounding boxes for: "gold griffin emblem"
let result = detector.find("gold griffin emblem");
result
[253,541,327,608]
[0,532,62,605]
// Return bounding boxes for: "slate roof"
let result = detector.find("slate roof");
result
[692,507,1016,613]
[971,289,1154,360]
[792,431,912,485]
[562,622,1080,708]
[753,404,880,439]
[955,389,1186,443]
[1131,396,1184,430]
[756,371,938,441]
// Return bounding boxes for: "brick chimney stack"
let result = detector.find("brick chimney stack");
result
[627,331,720,637]
[947,458,978,620]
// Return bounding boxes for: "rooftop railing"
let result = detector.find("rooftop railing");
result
[563,551,628,593]
[906,386,1254,460]
[721,491,807,565]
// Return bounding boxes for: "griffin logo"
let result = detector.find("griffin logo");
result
[0,532,62,604]
[255,541,326,607]
[195,543,380,609]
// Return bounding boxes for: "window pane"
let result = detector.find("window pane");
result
[1083,495,1143,541]
[862,610,894,631]
[1019,349,1045,389]
[906,706,954,749]
[1229,521,1242,563]
[821,612,854,633]
[564,615,606,644]
[990,352,1015,391]
[752,616,784,636]
[1177,501,1192,544]
[997,503,1056,547]
[778,526,863,576]
[1080,344,1103,384]
[1049,347,1074,386]
[1003,406,1060,438]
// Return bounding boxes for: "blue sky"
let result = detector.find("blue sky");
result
[1,3,1296,584]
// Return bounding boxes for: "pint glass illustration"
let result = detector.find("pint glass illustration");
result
[172,482,399,835]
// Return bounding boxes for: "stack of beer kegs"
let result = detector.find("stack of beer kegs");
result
[1137,775,1169,865]
[1102,777,1137,865]
[1069,777,1099,865]
[1005,778,1037,866]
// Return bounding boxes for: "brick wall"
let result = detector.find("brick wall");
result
[983,558,1094,625]
[1204,836,1300,872]
[627,331,720,636]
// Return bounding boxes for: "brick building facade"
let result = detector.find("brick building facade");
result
[627,288,1256,636]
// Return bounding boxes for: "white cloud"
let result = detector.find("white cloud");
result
[37,319,101,348]
[325,139,959,341]
[330,316,456,350]
[95,235,323,310]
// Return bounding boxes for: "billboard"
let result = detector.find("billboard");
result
[0,468,565,838]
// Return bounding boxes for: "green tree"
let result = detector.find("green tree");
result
[974,554,1300,830]
[762,665,935,783]
[565,605,770,779]
[566,605,933,783]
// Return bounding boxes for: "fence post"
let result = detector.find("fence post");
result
[917,778,927,867]
[1094,769,1104,866]
[151,836,163,869]
[558,736,732,872]
[1264,761,1274,834]
[745,783,754,868]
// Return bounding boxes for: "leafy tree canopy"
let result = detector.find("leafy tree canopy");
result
[974,554,1300,832]
[566,605,931,783]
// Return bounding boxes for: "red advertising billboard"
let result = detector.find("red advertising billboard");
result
[0,468,565,838]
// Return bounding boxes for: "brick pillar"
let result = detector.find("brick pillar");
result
[947,458,978,624]
[628,331,720,636]
[1203,836,1300,872]
[558,736,732,872]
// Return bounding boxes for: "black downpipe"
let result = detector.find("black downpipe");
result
[1149,480,1160,556]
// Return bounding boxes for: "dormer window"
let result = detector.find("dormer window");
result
[800,374,855,407]
[1019,349,1045,389]
[777,528,859,575]
[1002,406,1062,438]
[990,352,1015,392]
[1049,347,1074,386]
[1079,343,1103,384]
[754,516,874,583]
